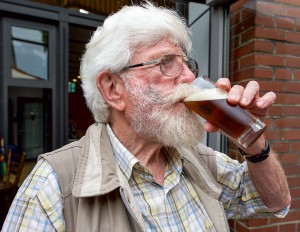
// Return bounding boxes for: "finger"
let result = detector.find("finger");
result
[227,85,245,104]
[239,81,260,107]
[245,91,276,118]
[203,121,219,132]
[215,78,231,92]
[256,91,276,109]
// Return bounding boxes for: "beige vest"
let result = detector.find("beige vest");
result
[40,123,229,232]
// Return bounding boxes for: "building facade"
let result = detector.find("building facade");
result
[228,0,300,231]
[0,0,299,231]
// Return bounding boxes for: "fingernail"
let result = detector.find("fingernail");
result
[257,100,265,107]
[229,94,238,101]
[241,97,248,104]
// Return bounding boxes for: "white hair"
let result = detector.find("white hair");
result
[80,1,192,122]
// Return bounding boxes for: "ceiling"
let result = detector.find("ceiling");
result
[30,0,178,16]
[28,0,205,83]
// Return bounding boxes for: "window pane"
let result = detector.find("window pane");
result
[11,26,49,80]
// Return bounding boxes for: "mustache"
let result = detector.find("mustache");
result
[148,83,198,106]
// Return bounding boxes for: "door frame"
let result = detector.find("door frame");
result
[0,0,104,153]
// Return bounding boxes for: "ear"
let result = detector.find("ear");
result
[96,71,126,112]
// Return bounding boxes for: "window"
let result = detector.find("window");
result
[11,26,49,81]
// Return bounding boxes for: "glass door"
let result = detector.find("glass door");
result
[68,25,94,142]
[16,96,51,160]
[3,19,57,159]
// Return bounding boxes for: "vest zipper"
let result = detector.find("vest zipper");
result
[120,187,143,231]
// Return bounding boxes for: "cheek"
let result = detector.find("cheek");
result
[141,69,177,88]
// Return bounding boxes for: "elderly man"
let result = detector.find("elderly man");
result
[2,2,290,232]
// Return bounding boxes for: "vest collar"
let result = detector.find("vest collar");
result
[72,123,222,199]
[72,123,120,197]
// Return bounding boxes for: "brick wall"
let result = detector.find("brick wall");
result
[229,0,300,231]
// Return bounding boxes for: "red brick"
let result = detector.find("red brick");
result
[294,69,300,80]
[240,54,255,69]
[250,226,278,232]
[255,40,274,53]
[286,57,300,68]
[281,152,299,163]
[265,130,283,140]
[231,14,255,35]
[245,218,269,227]
[241,27,256,43]
[290,199,300,209]
[277,0,300,7]
[228,219,235,227]
[286,31,300,43]
[290,188,300,198]
[276,43,300,56]
[230,60,236,74]
[284,165,300,175]
[254,67,273,79]
[285,106,300,116]
[256,1,287,17]
[255,54,285,67]
[277,16,295,30]
[230,0,250,13]
[285,81,300,93]
[259,80,284,92]
[268,106,283,117]
[230,12,241,26]
[284,130,300,139]
[236,221,249,232]
[279,223,296,232]
[230,35,241,49]
[296,19,300,30]
[233,68,255,82]
[272,141,290,152]
[275,68,292,80]
[291,141,300,151]
[255,27,286,41]
[255,14,276,27]
[274,118,300,128]
[265,118,275,128]
[287,7,300,19]
[276,93,300,104]
[241,7,255,21]
[270,210,300,223]
[234,41,255,58]
[287,176,300,187]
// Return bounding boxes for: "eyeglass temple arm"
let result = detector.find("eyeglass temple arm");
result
[125,59,161,69]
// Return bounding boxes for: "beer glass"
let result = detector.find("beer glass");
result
[184,76,266,148]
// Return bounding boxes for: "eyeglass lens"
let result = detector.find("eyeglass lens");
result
[160,55,198,77]
[161,55,183,77]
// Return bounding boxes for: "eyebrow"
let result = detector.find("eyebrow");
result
[148,51,184,61]
[148,52,167,60]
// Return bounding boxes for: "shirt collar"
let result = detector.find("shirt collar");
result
[107,124,184,181]
[107,124,139,180]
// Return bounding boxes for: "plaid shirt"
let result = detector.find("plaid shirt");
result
[2,125,288,231]
[108,127,215,231]
[2,159,64,232]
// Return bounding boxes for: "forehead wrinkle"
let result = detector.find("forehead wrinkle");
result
[148,51,171,60]
[148,49,184,61]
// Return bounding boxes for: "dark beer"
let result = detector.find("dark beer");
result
[184,88,266,147]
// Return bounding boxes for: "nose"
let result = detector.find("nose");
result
[175,63,196,85]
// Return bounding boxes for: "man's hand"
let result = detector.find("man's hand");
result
[203,78,291,212]
[203,78,276,133]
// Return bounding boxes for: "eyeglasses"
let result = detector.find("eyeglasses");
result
[123,54,199,78]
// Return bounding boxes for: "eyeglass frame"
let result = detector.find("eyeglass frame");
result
[122,54,199,78]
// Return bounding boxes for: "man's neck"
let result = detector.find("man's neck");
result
[109,121,168,185]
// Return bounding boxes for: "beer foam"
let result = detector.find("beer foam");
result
[184,88,228,101]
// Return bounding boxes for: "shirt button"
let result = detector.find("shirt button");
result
[205,221,210,231]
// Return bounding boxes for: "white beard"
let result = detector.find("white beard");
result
[124,81,204,148]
